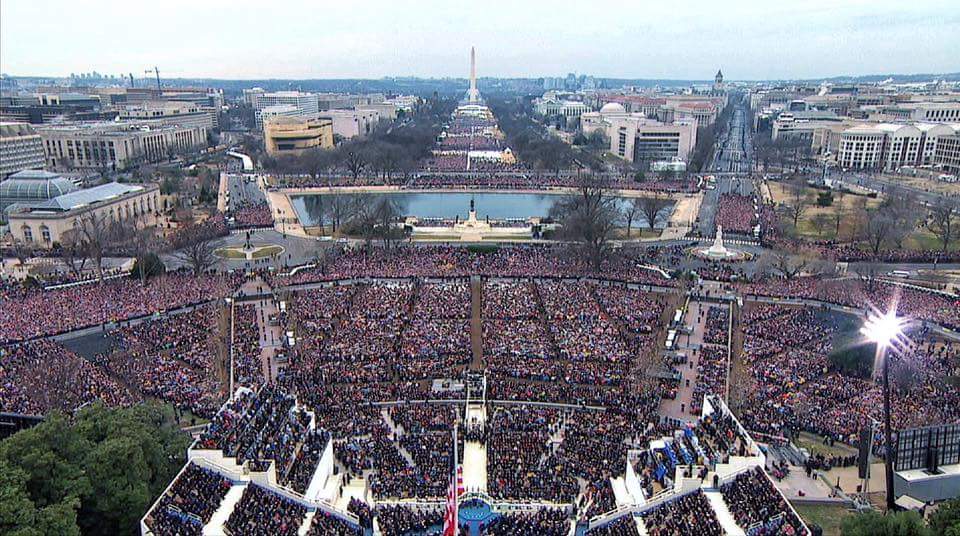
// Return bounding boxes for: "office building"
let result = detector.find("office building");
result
[251,91,319,127]
[582,103,696,163]
[264,116,334,156]
[259,105,302,126]
[1,122,47,178]
[934,133,960,174]
[836,122,960,171]
[39,122,208,171]
[319,109,381,138]
[118,101,217,131]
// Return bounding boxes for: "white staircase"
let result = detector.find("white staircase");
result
[462,441,487,493]
[203,483,246,535]
[704,490,745,536]
[635,514,651,536]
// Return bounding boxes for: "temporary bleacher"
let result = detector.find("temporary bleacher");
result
[140,387,360,536]
[585,395,808,536]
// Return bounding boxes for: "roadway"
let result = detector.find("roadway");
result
[828,170,960,206]
[696,96,756,236]
[223,173,267,212]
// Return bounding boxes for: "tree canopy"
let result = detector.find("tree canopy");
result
[0,403,191,536]
[841,510,933,536]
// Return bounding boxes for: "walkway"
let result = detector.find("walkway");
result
[659,299,709,422]
[241,277,285,382]
[469,277,483,370]
[704,490,745,536]
[462,442,487,494]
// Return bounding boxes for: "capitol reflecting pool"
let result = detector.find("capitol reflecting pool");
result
[291,192,673,227]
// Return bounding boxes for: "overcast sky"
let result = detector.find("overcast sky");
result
[2,0,958,80]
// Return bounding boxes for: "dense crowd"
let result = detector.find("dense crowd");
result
[0,339,135,415]
[145,463,232,536]
[586,515,640,536]
[96,305,223,417]
[12,241,960,533]
[486,406,576,501]
[279,245,673,288]
[716,193,757,235]
[0,272,238,344]
[640,490,723,536]
[195,387,331,493]
[721,467,808,535]
[485,508,569,536]
[376,505,442,536]
[305,510,363,535]
[736,304,960,446]
[233,304,267,387]
[741,276,960,329]
[224,484,307,536]
[233,201,274,228]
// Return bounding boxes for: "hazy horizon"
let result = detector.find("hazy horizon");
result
[2,0,959,81]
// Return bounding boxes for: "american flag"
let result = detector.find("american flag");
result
[441,465,461,536]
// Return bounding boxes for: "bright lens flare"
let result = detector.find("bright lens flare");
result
[860,310,904,348]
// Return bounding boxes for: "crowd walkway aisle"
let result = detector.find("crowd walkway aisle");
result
[241,276,285,383]
[203,483,245,535]
[658,299,709,423]
[704,491,745,535]
[469,277,483,370]
[462,441,488,494]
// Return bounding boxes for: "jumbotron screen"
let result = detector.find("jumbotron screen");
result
[895,423,960,472]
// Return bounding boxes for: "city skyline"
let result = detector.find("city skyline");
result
[2,0,959,81]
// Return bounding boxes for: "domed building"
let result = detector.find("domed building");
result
[0,169,78,214]
[599,102,627,115]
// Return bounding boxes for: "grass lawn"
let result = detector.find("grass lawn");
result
[793,502,856,535]
[796,431,858,458]
[617,228,663,239]
[768,181,960,253]
[769,182,881,241]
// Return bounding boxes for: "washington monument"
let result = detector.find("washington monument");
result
[467,46,480,103]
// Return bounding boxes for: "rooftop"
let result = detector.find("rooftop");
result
[15,182,147,213]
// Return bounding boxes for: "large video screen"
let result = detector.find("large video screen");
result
[895,423,960,472]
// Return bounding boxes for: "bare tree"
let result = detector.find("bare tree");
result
[328,193,351,234]
[130,225,164,285]
[832,196,846,238]
[306,195,328,235]
[10,239,33,267]
[810,213,831,237]
[637,194,673,231]
[785,180,809,229]
[372,196,405,248]
[76,212,115,284]
[551,177,620,270]
[173,230,220,275]
[927,199,959,253]
[884,188,919,249]
[344,150,366,182]
[622,199,640,238]
[772,250,809,280]
[855,262,883,291]
[863,209,895,256]
[59,229,89,280]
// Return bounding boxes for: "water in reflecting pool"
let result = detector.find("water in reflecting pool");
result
[291,192,672,228]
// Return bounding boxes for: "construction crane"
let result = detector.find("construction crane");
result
[144,67,161,93]
[128,73,135,88]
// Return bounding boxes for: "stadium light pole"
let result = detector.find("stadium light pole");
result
[861,309,904,512]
